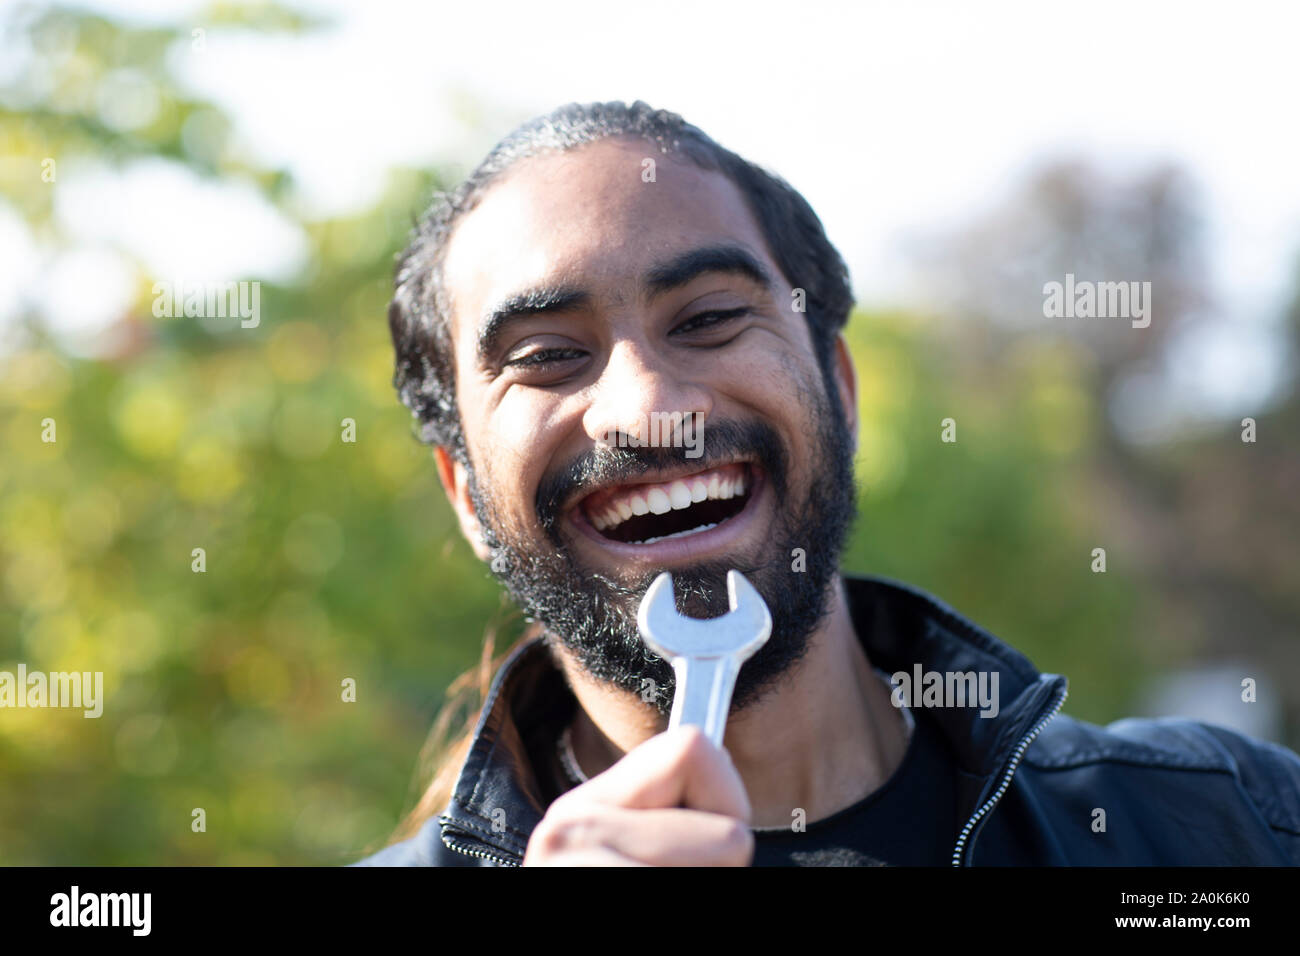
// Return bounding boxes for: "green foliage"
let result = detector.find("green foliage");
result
[4,3,1270,866]
[842,314,1150,724]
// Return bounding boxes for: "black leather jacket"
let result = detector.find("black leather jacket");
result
[355,575,1300,866]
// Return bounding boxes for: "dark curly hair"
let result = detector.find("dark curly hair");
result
[387,99,855,464]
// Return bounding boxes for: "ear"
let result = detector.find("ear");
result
[434,446,491,562]
[830,333,858,452]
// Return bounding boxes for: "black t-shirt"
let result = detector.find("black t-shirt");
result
[749,707,960,866]
[541,699,962,867]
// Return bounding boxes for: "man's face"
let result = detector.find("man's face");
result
[437,136,858,715]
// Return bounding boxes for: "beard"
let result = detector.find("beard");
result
[465,364,858,719]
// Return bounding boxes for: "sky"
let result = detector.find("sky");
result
[5,0,1299,428]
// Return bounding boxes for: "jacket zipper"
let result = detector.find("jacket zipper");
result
[442,832,521,867]
[950,683,1068,867]
[444,682,1069,868]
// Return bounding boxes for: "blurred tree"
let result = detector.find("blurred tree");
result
[0,3,510,865]
[909,158,1300,744]
[2,4,1291,868]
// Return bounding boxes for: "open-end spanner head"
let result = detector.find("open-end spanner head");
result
[636,569,772,746]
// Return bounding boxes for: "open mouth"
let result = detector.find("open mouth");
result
[576,462,755,545]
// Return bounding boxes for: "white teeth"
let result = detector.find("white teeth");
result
[586,466,752,533]
[668,481,693,510]
[637,521,718,545]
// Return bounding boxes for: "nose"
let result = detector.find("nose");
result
[582,337,712,451]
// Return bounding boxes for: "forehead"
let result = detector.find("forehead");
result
[440,137,772,339]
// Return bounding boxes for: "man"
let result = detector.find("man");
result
[357,101,1300,866]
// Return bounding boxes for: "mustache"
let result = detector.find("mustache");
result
[535,418,790,540]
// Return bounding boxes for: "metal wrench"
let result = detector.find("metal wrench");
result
[636,569,772,748]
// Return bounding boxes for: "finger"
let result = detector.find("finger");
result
[574,725,751,820]
[574,806,754,866]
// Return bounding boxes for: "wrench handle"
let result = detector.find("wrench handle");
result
[668,655,742,749]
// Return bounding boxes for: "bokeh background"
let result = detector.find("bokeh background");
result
[1,1,1297,864]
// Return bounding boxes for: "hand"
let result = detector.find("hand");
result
[523,725,754,866]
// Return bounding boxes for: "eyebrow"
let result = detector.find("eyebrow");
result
[475,242,775,365]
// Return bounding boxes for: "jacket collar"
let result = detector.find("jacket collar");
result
[437,574,1068,864]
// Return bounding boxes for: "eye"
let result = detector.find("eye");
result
[501,346,589,385]
[673,307,749,336]
[504,346,587,369]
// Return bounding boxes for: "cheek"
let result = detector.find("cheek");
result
[776,348,825,406]
[738,346,830,481]
[468,455,529,541]
[492,389,574,478]
[494,392,546,452]
[722,335,820,420]
[475,390,573,521]
[459,367,539,463]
